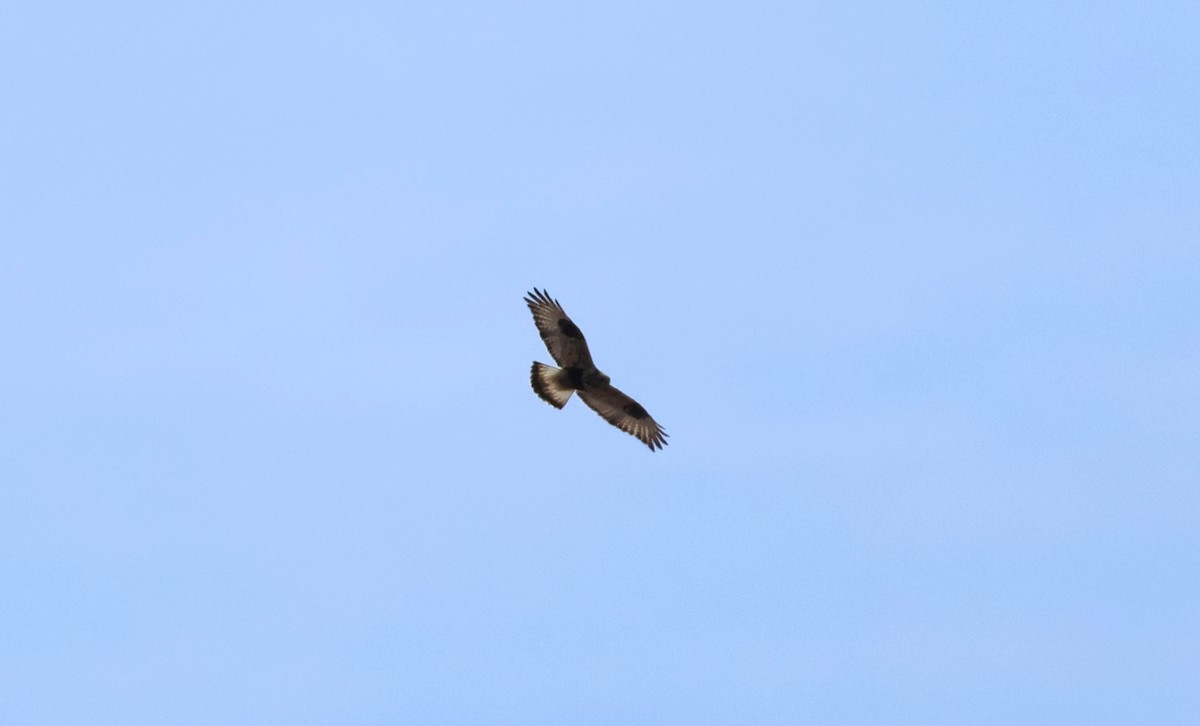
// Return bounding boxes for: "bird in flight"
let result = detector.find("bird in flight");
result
[525,288,668,451]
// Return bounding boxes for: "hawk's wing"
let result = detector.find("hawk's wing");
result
[578,385,669,451]
[524,288,594,368]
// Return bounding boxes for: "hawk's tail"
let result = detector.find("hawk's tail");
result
[531,362,574,409]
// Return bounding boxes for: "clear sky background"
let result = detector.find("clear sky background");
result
[3,2,1198,724]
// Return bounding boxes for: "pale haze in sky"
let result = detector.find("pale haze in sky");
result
[3,2,1198,724]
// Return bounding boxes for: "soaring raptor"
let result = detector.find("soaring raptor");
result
[525,288,668,451]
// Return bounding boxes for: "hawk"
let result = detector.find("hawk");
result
[525,288,668,451]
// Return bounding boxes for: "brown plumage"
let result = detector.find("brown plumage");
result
[525,288,668,451]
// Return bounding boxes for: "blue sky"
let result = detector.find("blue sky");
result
[3,2,1198,724]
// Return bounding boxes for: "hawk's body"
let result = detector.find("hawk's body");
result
[525,288,668,451]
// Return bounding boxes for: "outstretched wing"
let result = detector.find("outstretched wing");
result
[524,288,594,368]
[578,385,669,451]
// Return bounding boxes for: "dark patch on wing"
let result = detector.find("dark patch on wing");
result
[623,402,649,419]
[558,318,583,338]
